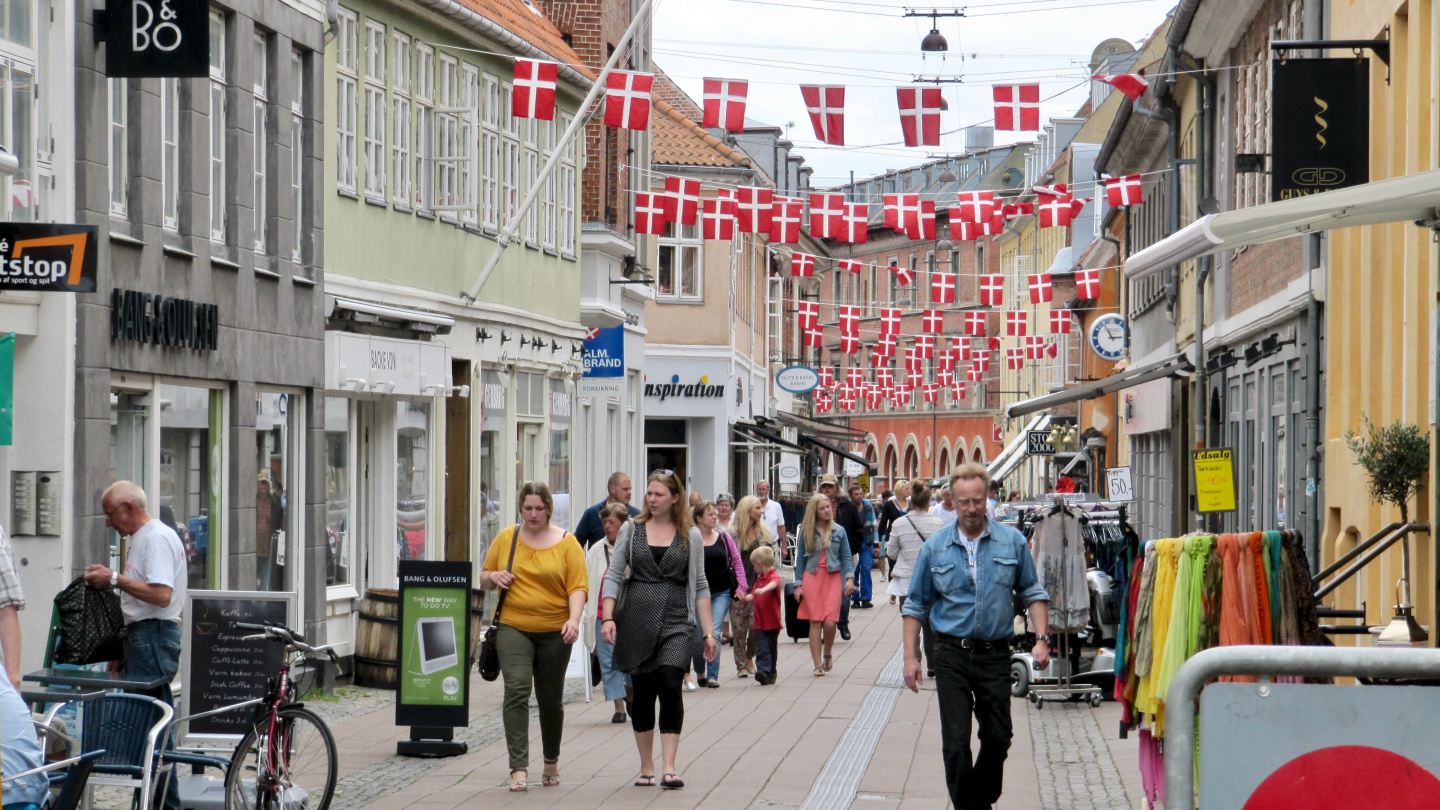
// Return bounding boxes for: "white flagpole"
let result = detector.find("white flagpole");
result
[465,0,657,302]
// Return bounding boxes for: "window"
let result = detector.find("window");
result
[160,386,223,590]
[161,78,179,229]
[323,397,352,587]
[390,32,410,206]
[209,10,227,242]
[0,60,36,222]
[547,378,570,519]
[253,33,268,252]
[290,50,305,262]
[501,83,518,224]
[558,112,575,254]
[657,222,701,300]
[397,400,431,562]
[413,43,432,211]
[479,370,506,560]
[460,64,478,223]
[362,21,385,199]
[108,78,127,216]
[481,74,499,227]
[334,8,357,192]
[255,391,296,591]
[541,117,555,248]
[522,118,537,242]
[434,54,458,210]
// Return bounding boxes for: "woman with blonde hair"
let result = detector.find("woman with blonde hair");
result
[601,471,717,790]
[793,493,855,676]
[728,495,773,677]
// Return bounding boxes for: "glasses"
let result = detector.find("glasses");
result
[716,493,733,503]
[650,469,675,479]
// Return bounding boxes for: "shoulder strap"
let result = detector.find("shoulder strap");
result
[904,516,931,542]
[492,525,520,625]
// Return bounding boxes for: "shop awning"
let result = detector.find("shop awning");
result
[1003,351,1194,420]
[732,421,807,453]
[1125,167,1440,281]
[987,413,1050,478]
[771,410,869,442]
[797,431,875,473]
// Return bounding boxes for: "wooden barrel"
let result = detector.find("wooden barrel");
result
[466,587,488,665]
[354,588,399,689]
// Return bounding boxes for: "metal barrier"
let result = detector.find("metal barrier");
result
[1163,645,1440,809]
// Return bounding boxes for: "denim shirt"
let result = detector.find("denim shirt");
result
[901,518,1048,641]
[793,525,856,580]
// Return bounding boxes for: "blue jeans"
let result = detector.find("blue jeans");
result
[692,592,731,681]
[124,620,181,810]
[754,629,780,676]
[855,544,874,602]
[595,619,631,701]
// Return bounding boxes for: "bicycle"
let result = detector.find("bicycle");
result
[223,622,340,810]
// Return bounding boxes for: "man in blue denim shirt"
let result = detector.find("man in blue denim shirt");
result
[902,464,1049,810]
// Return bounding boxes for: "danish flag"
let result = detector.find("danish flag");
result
[702,78,748,131]
[1006,310,1028,337]
[1007,348,1024,370]
[512,58,558,120]
[982,214,1006,236]
[1028,273,1053,304]
[938,349,958,373]
[584,327,601,342]
[1069,197,1091,220]
[914,334,934,359]
[993,84,1040,131]
[979,275,1004,307]
[891,262,915,286]
[808,193,846,239]
[1037,193,1074,228]
[865,388,885,409]
[896,86,943,147]
[906,200,937,241]
[838,257,864,273]
[937,367,954,387]
[922,383,940,404]
[817,367,836,389]
[1032,183,1068,197]
[841,204,869,243]
[838,305,860,337]
[702,198,736,241]
[1076,268,1101,299]
[967,363,983,382]
[838,394,855,411]
[770,200,803,243]
[1093,73,1149,101]
[634,192,667,235]
[845,367,864,388]
[950,217,984,241]
[884,194,921,233]
[922,309,944,333]
[839,335,859,354]
[870,348,891,368]
[904,349,924,377]
[796,300,820,330]
[1045,341,1058,359]
[1104,174,1144,206]
[790,253,816,277]
[876,368,895,388]
[875,333,897,358]
[663,176,702,225]
[800,85,845,145]
[964,311,987,336]
[931,272,957,304]
[949,381,966,402]
[814,390,832,413]
[955,191,996,223]
[891,387,911,408]
[803,327,824,348]
[735,187,773,233]
[1049,309,1073,334]
[604,71,653,130]
[987,336,1001,351]
[1025,335,1048,360]
[879,308,902,336]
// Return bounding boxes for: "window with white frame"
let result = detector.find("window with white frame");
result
[413,42,432,211]
[290,50,304,263]
[459,65,478,223]
[541,118,555,248]
[209,10,227,242]
[161,77,179,229]
[501,83,518,223]
[522,118,537,243]
[108,78,127,216]
[433,53,458,210]
[657,222,701,300]
[362,21,384,199]
[334,8,357,192]
[0,58,38,222]
[481,74,499,227]
[253,32,268,253]
[390,31,410,206]
[558,112,575,254]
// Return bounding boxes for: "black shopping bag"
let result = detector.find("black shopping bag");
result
[53,576,126,665]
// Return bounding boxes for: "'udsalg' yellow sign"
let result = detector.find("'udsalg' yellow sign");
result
[1193,448,1237,513]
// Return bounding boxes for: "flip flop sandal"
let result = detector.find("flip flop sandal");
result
[634,775,657,787]
[813,667,826,677]
[508,771,528,792]
[823,655,834,672]
[661,774,685,790]
[542,759,560,786]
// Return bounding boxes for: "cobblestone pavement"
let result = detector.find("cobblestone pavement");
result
[304,685,394,724]
[1027,699,1131,810]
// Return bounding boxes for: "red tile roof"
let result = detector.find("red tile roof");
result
[456,0,596,79]
[650,98,752,168]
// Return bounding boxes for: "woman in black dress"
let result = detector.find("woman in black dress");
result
[601,471,717,790]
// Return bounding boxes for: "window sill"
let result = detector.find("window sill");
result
[293,274,317,287]
[210,254,241,271]
[416,209,436,220]
[337,187,361,201]
[394,203,413,214]
[255,267,283,280]
[327,584,360,602]
[440,215,459,225]
[543,247,558,257]
[655,297,705,305]
[109,230,145,247]
[524,241,540,251]
[561,253,577,262]
[161,242,196,260]
[364,195,389,209]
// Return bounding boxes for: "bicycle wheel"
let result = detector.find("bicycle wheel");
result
[225,706,338,810]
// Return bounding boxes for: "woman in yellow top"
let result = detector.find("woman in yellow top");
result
[480,481,587,792]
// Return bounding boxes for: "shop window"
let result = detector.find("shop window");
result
[255,392,294,591]
[323,397,352,587]
[109,391,151,571]
[547,378,570,525]
[160,386,223,591]
[479,371,506,558]
[396,400,430,562]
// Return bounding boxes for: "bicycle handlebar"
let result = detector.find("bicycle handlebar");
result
[234,621,339,661]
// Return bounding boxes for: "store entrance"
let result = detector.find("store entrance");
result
[645,418,688,491]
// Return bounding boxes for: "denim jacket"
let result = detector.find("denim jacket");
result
[793,525,856,580]
[901,518,1048,641]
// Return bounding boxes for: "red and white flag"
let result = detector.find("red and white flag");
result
[876,368,895,388]
[982,214,1006,236]
[967,363,983,382]
[841,203,869,243]
[800,85,845,145]
[865,387,885,409]
[914,335,935,359]
[604,71,653,130]
[891,262,915,286]
[884,194,920,233]
[818,367,836,389]
[839,335,859,354]
[1046,340,1059,359]
[1037,193,1073,228]
[876,334,898,358]
[702,198,735,240]
[938,349,958,373]
[879,308,902,336]
[796,300,820,330]
[1069,197,1091,220]
[896,86,942,147]
[735,186,773,233]
[950,217,984,241]
[838,257,864,273]
[845,367,864,388]
[931,272,957,304]
[790,253,816,277]
[1006,310,1028,336]
[905,200,937,241]
[838,305,860,337]
[922,383,940,404]
[837,394,855,411]
[803,327,824,348]
[770,199,803,243]
[891,387,912,408]
[993,83,1040,131]
[987,336,1002,351]
[1076,268,1101,299]
[1007,348,1024,370]
[512,58,558,120]
[937,367,955,387]
[922,309,944,333]
[663,176,702,225]
[1025,335,1047,360]
[1093,73,1149,101]
[634,192,667,234]
[1104,174,1144,206]
[949,381,967,401]
[954,191,996,223]
[979,274,1004,307]
[1032,183,1069,197]
[808,193,846,239]
[904,348,924,377]
[702,78,748,130]
[1028,273,1053,304]
[1049,309,1073,334]
[964,311,987,336]
[814,389,832,413]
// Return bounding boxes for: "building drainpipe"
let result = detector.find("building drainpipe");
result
[1303,233,1323,571]
[1192,69,1214,533]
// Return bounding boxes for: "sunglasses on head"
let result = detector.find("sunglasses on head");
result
[650,469,675,479]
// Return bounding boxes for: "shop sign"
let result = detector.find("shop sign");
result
[1194,448,1237,513]
[1105,466,1134,502]
[179,590,293,744]
[778,453,802,485]
[1027,430,1055,456]
[0,224,98,292]
[580,326,624,398]
[1271,58,1369,201]
[100,0,210,78]
[396,560,471,732]
[644,374,726,402]
[1088,313,1126,362]
[775,365,820,394]
[843,459,864,477]
[110,289,218,351]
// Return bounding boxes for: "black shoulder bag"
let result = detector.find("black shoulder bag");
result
[477,525,519,682]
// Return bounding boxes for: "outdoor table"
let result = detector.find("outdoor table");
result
[23,668,169,692]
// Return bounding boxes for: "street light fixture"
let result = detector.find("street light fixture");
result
[921,20,948,52]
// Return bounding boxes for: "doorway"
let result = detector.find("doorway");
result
[645,418,688,488]
[444,360,470,562]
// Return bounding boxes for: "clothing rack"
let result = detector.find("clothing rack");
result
[1029,495,1103,708]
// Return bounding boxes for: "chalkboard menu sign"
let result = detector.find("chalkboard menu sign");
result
[180,590,295,743]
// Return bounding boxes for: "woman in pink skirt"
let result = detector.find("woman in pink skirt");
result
[792,494,856,676]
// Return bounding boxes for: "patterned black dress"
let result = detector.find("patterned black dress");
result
[612,524,694,674]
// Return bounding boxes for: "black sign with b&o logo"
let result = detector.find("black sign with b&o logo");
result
[1270,58,1370,202]
[99,0,209,78]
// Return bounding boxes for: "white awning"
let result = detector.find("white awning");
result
[1125,168,1440,281]
[988,413,1050,479]
[1003,351,1194,420]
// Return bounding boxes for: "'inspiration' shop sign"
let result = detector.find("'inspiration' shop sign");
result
[644,374,726,402]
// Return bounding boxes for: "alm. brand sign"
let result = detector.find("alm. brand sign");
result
[775,365,820,394]
[101,0,210,78]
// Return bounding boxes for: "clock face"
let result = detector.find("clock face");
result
[1089,314,1126,362]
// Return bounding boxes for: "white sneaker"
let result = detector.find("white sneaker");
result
[683,679,698,692]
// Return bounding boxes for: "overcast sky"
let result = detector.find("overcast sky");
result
[651,0,1179,187]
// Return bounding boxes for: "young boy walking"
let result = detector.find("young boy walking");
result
[750,545,783,685]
